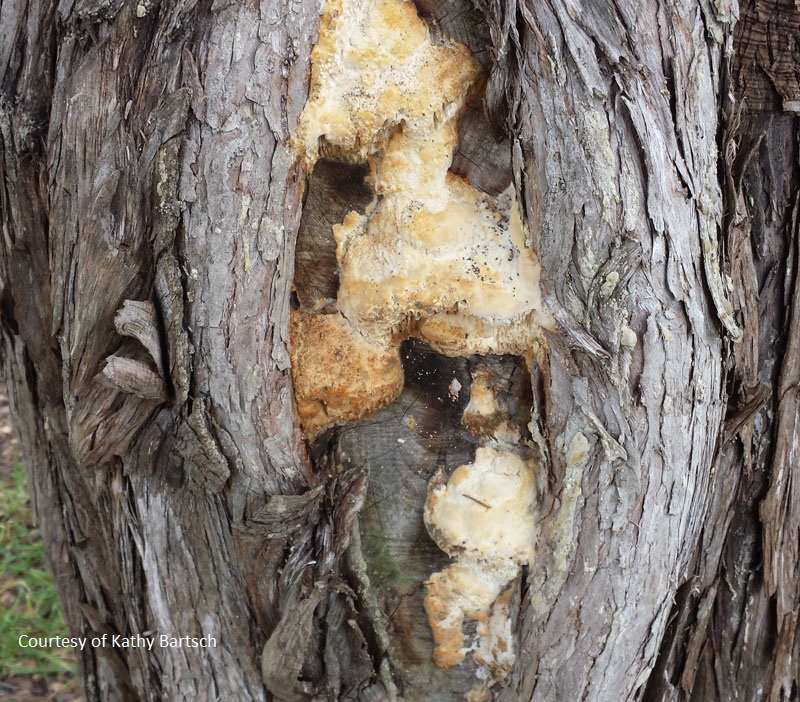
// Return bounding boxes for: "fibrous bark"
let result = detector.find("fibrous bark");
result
[644,1,800,700]
[1,0,330,699]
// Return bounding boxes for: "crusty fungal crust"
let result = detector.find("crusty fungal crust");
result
[292,0,482,165]
[423,447,537,677]
[461,366,526,444]
[461,368,503,436]
[423,561,511,669]
[289,312,403,437]
[335,127,550,357]
[290,0,545,682]
[290,0,550,437]
[424,447,537,565]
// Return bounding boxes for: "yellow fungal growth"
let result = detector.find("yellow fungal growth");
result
[290,0,550,436]
[335,128,549,357]
[424,447,537,566]
[290,311,403,437]
[424,561,514,669]
[461,367,521,442]
[290,0,546,682]
[423,447,537,675]
[292,0,482,164]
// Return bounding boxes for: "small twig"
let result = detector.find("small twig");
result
[464,493,491,510]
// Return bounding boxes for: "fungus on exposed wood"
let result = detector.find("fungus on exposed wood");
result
[424,446,538,677]
[290,311,403,436]
[292,0,481,167]
[289,0,550,687]
[290,0,550,437]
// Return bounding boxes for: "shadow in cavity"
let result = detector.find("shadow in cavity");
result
[294,159,372,309]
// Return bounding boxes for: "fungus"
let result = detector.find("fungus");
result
[289,0,548,684]
[290,0,550,436]
[423,447,537,675]
[291,0,481,165]
[289,311,403,437]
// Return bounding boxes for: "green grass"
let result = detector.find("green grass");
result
[0,459,76,679]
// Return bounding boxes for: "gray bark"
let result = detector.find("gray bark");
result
[0,0,798,700]
[481,1,731,698]
[2,0,319,698]
[644,1,800,699]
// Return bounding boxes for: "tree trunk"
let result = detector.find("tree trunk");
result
[0,0,797,701]
[643,1,800,699]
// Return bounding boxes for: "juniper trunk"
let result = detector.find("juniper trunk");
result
[0,0,797,700]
